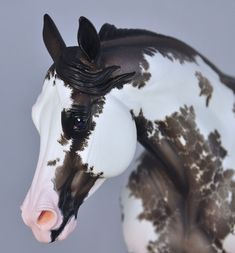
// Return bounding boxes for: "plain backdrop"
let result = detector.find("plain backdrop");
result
[0,0,235,252]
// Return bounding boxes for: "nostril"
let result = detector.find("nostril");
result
[37,210,54,225]
[36,210,57,230]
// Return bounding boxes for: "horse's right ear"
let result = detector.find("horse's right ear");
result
[43,14,66,62]
[78,16,100,62]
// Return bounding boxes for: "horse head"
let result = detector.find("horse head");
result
[21,14,137,243]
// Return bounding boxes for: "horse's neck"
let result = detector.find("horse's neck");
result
[111,52,234,142]
[111,52,235,188]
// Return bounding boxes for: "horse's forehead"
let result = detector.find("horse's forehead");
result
[54,75,97,109]
[54,76,73,108]
[71,91,94,107]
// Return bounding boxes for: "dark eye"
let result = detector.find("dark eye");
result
[73,117,87,131]
[61,107,91,139]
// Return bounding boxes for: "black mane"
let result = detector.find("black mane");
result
[56,47,135,96]
[44,15,235,96]
[99,23,158,41]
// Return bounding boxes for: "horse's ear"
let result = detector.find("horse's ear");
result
[43,14,66,62]
[78,17,100,62]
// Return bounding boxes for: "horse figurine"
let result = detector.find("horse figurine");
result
[21,14,235,252]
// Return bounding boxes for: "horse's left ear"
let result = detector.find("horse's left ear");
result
[78,17,100,62]
[43,14,66,63]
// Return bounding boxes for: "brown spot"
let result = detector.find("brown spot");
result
[92,97,106,117]
[47,160,57,166]
[208,130,227,159]
[58,134,68,146]
[130,105,234,252]
[132,71,151,89]
[195,71,213,107]
[47,158,60,166]
[132,48,153,89]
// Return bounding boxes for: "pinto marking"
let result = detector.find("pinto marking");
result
[21,14,235,251]
[195,71,213,106]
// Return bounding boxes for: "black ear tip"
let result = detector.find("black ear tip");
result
[79,16,93,26]
[44,13,50,21]
[43,14,54,27]
[79,16,86,22]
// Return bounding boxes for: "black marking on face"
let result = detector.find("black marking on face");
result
[129,106,235,252]
[51,95,106,242]
[51,153,102,242]
[233,103,235,115]
[61,95,105,146]
[195,71,213,107]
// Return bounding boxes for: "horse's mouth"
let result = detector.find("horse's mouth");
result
[51,169,101,242]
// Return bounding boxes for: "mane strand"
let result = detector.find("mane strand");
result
[99,23,158,41]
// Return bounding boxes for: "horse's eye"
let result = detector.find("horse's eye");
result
[73,117,87,130]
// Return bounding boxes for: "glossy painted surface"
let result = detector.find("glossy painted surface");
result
[20,14,235,252]
[21,69,137,242]
[116,52,235,252]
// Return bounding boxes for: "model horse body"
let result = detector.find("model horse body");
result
[21,15,235,252]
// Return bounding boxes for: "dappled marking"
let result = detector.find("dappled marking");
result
[195,71,213,107]
[130,105,235,252]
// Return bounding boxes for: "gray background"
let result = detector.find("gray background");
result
[0,0,235,252]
